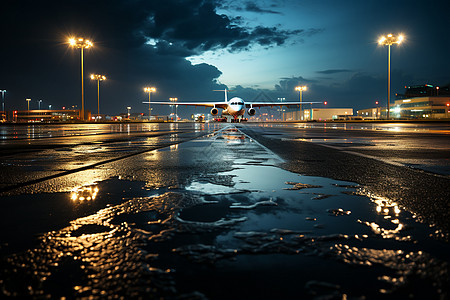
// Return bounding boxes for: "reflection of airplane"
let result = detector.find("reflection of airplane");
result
[144,90,322,122]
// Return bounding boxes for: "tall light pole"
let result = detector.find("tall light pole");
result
[38,100,42,110]
[26,98,31,111]
[69,37,93,121]
[295,86,307,121]
[170,97,178,121]
[378,33,404,120]
[144,87,156,121]
[1,90,5,113]
[127,106,131,119]
[278,97,285,121]
[90,74,106,120]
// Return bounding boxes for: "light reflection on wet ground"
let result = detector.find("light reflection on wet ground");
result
[0,126,448,299]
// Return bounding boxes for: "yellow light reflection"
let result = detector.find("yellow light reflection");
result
[70,184,99,201]
[360,193,410,241]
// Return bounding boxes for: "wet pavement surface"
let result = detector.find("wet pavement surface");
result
[0,122,449,299]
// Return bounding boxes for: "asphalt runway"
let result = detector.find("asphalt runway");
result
[0,122,449,299]
[239,122,450,234]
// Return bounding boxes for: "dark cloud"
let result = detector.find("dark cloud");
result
[242,1,282,14]
[275,76,317,93]
[221,0,282,14]
[316,69,352,75]
[144,0,305,54]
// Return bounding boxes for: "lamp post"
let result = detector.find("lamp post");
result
[378,33,404,120]
[127,106,131,119]
[295,86,307,121]
[278,97,285,121]
[170,97,178,121]
[1,90,5,113]
[144,87,156,121]
[69,37,93,121]
[90,74,106,120]
[38,100,42,110]
[26,98,31,111]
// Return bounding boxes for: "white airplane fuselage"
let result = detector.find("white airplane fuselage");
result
[221,97,245,118]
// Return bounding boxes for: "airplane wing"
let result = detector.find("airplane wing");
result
[245,102,322,108]
[144,101,228,109]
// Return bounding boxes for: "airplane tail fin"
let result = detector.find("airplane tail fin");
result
[213,89,231,102]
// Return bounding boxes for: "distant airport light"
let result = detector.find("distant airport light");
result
[378,33,405,120]
[295,86,307,121]
[378,33,404,46]
[144,87,156,120]
[324,101,327,105]
[69,37,93,49]
[68,37,94,121]
[90,74,107,120]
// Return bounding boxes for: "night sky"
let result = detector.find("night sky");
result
[1,0,449,117]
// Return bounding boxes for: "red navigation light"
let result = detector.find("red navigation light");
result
[324,101,327,105]
[375,101,379,105]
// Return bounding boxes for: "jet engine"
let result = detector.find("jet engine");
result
[247,108,256,116]
[210,108,219,116]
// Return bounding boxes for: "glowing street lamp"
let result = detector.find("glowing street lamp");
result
[378,33,404,120]
[26,98,31,111]
[295,86,307,121]
[69,37,93,121]
[38,100,42,110]
[144,87,156,121]
[90,74,106,120]
[170,97,178,121]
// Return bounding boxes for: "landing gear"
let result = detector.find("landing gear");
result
[230,116,248,123]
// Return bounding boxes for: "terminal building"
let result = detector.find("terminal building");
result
[358,97,450,120]
[358,84,450,120]
[391,97,449,119]
[12,109,86,122]
[284,108,354,121]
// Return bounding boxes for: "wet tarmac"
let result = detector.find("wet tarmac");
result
[0,122,449,299]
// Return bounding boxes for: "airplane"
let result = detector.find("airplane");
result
[143,90,322,122]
